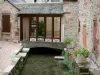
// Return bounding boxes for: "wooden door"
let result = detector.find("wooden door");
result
[82,26,87,48]
[2,15,10,32]
[93,21,97,55]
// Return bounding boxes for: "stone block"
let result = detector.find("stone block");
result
[54,56,64,59]
[11,57,20,65]
[22,48,30,53]
[0,69,3,75]
[10,50,19,57]
[18,53,27,58]
[3,65,14,75]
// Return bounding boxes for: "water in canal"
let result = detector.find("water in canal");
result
[20,47,66,75]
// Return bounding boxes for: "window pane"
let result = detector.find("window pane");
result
[38,17,44,37]
[46,17,52,38]
[31,17,36,37]
[54,17,60,38]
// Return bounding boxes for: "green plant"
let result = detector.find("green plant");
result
[59,50,72,75]
[38,21,44,36]
[74,48,89,57]
[63,38,73,44]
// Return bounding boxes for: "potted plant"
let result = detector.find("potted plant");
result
[74,48,89,64]
[63,38,73,50]
[63,38,73,44]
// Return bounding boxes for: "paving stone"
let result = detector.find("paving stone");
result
[0,41,22,70]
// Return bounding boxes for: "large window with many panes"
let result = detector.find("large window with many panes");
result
[30,16,61,42]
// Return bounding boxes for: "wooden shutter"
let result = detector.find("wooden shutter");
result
[2,15,10,32]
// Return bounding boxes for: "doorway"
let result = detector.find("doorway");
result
[93,20,98,55]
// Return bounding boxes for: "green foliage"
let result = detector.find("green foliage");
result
[66,70,73,75]
[31,32,34,36]
[63,38,73,44]
[61,50,66,56]
[60,50,72,75]
[14,70,19,75]
[74,48,89,56]
[38,21,44,36]
[59,59,70,70]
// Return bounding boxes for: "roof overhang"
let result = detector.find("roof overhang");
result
[18,14,63,17]
[15,3,63,15]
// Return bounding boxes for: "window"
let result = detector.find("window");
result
[30,16,61,41]
[38,17,44,37]
[2,14,10,32]
[54,17,60,38]
[46,17,52,38]
[31,17,37,37]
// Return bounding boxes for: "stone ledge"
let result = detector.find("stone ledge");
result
[54,56,64,59]
[11,57,21,65]
[3,65,14,75]
[18,53,27,58]
[22,48,30,53]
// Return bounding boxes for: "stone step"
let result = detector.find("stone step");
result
[80,73,90,75]
[3,65,14,75]
[0,69,3,75]
[11,57,20,65]
[54,56,64,59]
[18,53,27,58]
[22,48,30,53]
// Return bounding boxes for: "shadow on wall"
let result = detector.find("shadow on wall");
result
[29,47,62,55]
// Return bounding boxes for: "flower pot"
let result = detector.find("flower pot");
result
[76,54,87,64]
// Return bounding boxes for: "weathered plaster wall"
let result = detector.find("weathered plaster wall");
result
[0,1,19,42]
[78,0,100,66]
[95,0,100,66]
[62,1,79,47]
[78,0,95,51]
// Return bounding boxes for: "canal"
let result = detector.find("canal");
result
[20,47,66,75]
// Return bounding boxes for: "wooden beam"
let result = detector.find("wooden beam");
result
[18,14,62,17]
[44,17,46,41]
[29,17,31,40]
[60,17,61,42]
[36,17,38,41]
[52,17,54,42]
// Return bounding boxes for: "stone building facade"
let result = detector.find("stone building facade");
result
[62,1,78,47]
[0,0,19,42]
[78,0,100,66]
[0,0,79,44]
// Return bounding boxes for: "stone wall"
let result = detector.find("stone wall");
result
[78,0,95,51]
[62,1,79,47]
[95,0,100,67]
[78,0,100,66]
[0,1,19,42]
